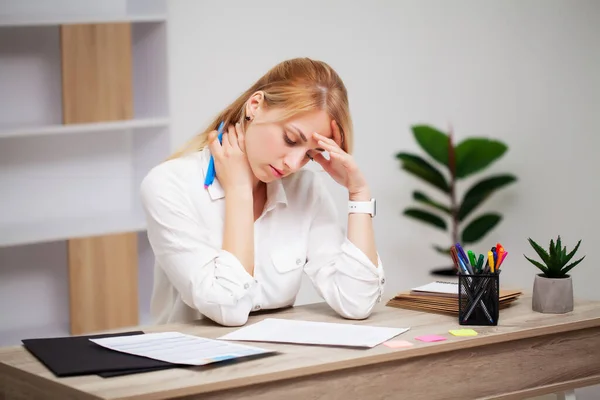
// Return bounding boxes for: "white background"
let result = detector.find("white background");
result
[166,0,600,304]
[1,0,598,397]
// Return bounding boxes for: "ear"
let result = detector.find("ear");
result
[245,91,265,120]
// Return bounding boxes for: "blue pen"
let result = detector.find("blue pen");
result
[204,121,225,189]
[457,256,470,275]
[455,243,473,274]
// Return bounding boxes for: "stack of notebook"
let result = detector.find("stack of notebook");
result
[386,281,523,315]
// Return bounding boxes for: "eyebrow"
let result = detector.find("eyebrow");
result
[289,124,325,152]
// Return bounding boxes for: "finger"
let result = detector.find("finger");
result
[312,152,328,165]
[312,153,333,173]
[207,130,223,155]
[208,129,218,143]
[331,120,343,148]
[235,123,246,153]
[328,150,358,172]
[315,136,344,156]
[313,132,343,154]
[227,124,238,148]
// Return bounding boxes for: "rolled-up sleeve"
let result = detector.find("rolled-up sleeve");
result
[140,168,255,326]
[303,178,385,320]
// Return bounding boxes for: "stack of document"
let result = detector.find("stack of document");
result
[90,332,276,366]
[386,281,522,315]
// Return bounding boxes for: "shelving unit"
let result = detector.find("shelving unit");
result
[0,0,170,339]
[0,0,167,27]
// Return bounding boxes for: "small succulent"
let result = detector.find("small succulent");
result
[524,236,585,278]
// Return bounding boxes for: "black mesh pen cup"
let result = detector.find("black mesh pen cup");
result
[458,273,500,326]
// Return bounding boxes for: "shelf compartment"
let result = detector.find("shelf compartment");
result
[0,21,168,132]
[0,126,169,248]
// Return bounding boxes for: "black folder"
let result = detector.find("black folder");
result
[22,331,185,378]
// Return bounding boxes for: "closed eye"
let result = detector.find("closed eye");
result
[283,132,297,146]
[283,129,318,160]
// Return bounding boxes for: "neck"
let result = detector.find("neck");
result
[252,176,265,197]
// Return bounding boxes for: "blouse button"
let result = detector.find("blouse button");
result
[296,258,303,265]
[244,283,250,289]
[381,278,385,285]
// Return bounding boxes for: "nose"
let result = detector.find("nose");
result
[283,150,308,173]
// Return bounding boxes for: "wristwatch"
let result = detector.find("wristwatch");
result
[348,198,376,217]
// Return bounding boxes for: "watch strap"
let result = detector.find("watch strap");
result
[348,198,376,217]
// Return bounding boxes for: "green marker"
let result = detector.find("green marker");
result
[476,253,485,273]
[467,250,477,270]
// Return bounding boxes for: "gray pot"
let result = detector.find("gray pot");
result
[532,274,574,314]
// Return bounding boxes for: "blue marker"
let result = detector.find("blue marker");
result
[455,243,473,274]
[204,121,225,189]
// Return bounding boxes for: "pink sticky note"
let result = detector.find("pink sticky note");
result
[383,340,414,349]
[415,334,446,343]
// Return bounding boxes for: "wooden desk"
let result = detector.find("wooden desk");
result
[1,295,600,400]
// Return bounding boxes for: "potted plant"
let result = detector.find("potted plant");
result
[395,124,517,276]
[524,236,585,314]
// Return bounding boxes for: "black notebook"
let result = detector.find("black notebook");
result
[22,331,184,378]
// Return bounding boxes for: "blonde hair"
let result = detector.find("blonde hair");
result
[168,57,353,160]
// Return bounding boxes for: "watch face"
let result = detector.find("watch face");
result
[372,199,376,217]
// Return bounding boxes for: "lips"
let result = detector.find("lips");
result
[270,165,284,178]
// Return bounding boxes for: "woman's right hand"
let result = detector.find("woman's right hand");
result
[208,122,255,194]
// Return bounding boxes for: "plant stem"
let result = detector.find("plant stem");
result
[448,125,458,245]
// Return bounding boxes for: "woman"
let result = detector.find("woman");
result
[140,57,385,327]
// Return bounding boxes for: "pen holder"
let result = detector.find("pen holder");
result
[458,273,500,326]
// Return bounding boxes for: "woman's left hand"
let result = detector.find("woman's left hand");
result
[312,120,370,197]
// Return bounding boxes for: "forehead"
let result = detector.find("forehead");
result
[283,109,332,139]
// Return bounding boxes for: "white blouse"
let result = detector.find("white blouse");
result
[140,147,386,327]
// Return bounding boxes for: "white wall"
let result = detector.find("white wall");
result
[166,0,600,301]
[166,1,600,397]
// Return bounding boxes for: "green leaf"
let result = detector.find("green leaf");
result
[549,238,557,271]
[461,213,501,244]
[527,238,552,266]
[455,138,508,179]
[433,245,452,255]
[396,152,450,193]
[561,256,585,276]
[411,125,449,167]
[403,208,447,231]
[524,254,550,275]
[563,239,582,265]
[413,191,451,215]
[458,174,517,221]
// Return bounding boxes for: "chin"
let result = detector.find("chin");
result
[250,165,272,184]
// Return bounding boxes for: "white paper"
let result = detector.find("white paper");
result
[89,331,275,366]
[411,281,459,295]
[217,318,410,348]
